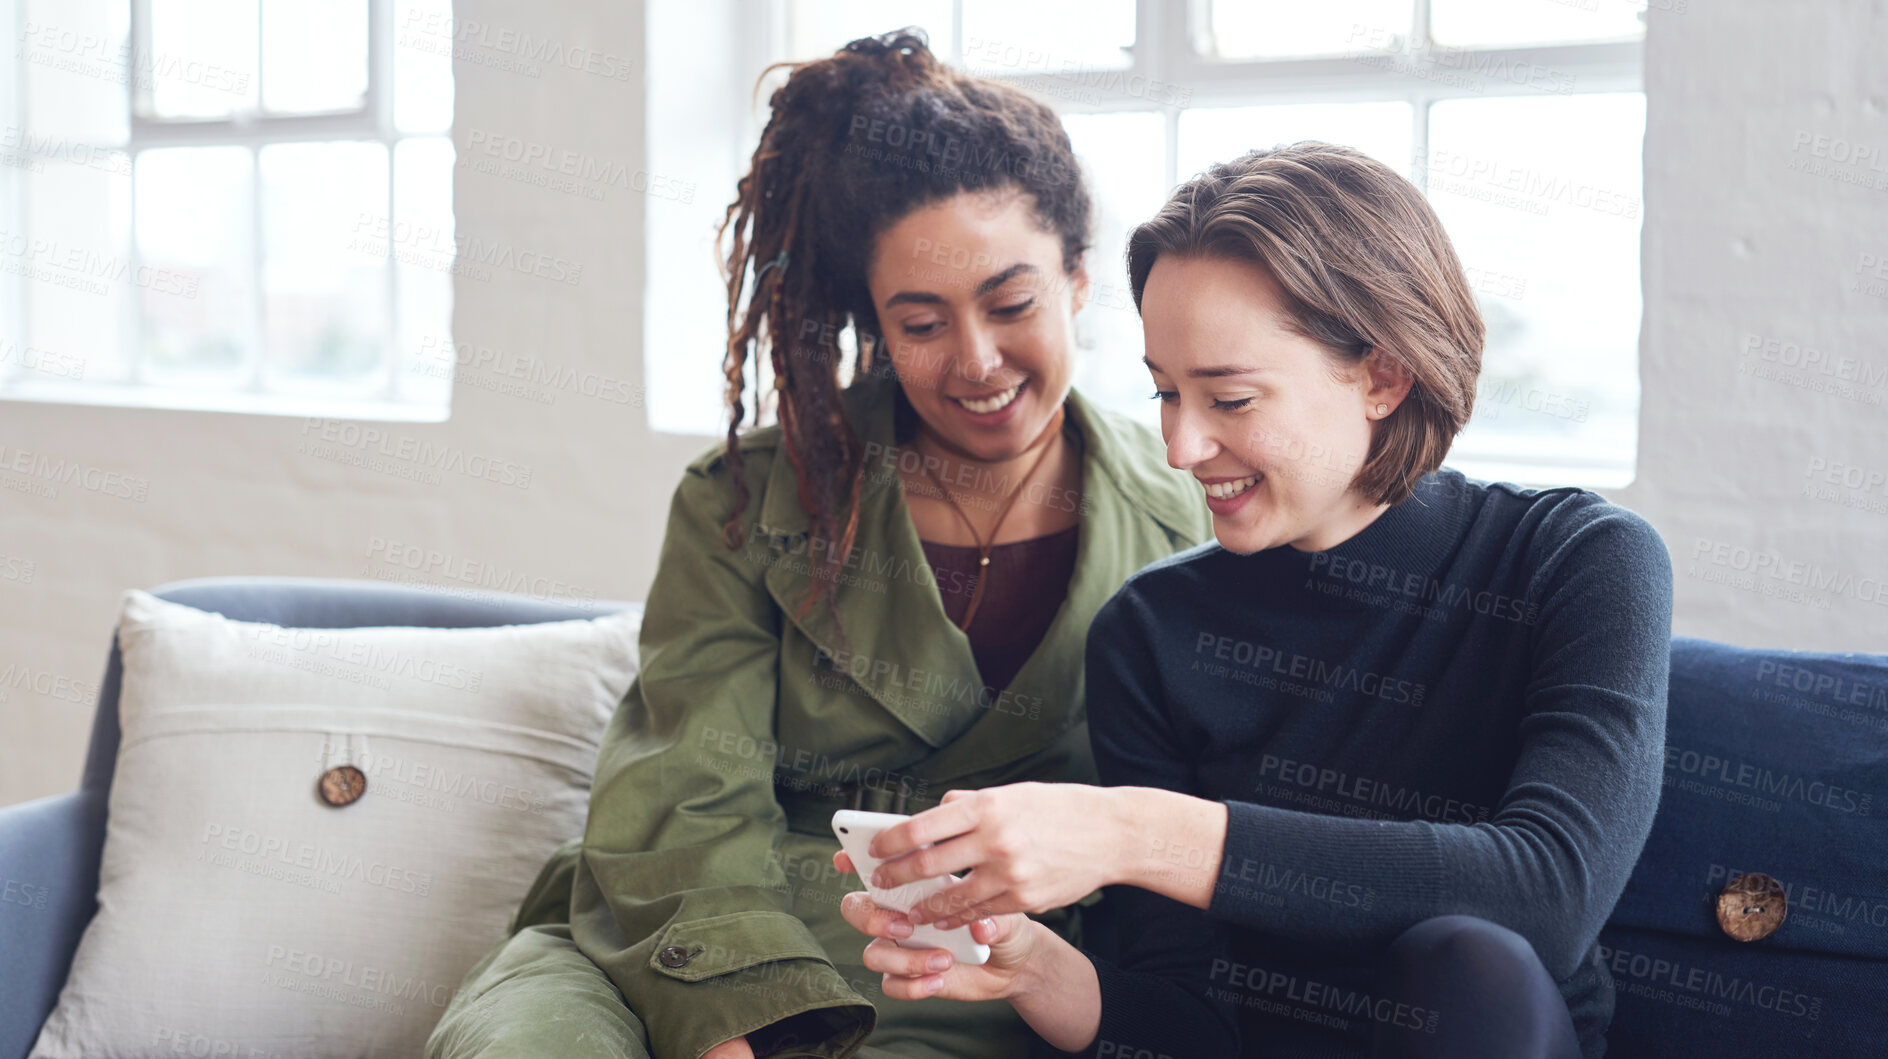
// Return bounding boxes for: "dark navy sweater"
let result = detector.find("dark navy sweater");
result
[1076,469,1674,1059]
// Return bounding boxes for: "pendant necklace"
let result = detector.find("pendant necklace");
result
[913,421,1062,632]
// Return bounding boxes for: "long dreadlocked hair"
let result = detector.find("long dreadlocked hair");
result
[715,28,1092,632]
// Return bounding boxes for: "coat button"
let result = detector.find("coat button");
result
[1716,871,1787,941]
[657,945,694,968]
[317,765,367,807]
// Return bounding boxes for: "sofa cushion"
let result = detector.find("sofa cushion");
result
[1599,636,1888,1057]
[29,590,641,1059]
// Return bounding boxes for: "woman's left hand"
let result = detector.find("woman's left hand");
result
[834,851,1043,1004]
[866,782,1128,929]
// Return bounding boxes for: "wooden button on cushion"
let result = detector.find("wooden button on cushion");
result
[317,765,367,807]
[1716,871,1786,942]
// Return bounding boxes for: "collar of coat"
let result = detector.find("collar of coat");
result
[747,367,1205,763]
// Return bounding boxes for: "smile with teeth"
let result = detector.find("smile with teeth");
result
[1202,474,1261,499]
[952,380,1024,414]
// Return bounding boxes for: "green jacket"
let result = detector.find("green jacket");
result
[566,370,1209,1058]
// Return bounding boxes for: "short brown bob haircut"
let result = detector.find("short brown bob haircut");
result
[1126,141,1484,507]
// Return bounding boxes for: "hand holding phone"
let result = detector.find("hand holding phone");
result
[831,809,991,966]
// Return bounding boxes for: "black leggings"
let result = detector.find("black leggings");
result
[1368,914,1584,1059]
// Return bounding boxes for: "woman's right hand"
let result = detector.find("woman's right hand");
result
[833,851,1044,1003]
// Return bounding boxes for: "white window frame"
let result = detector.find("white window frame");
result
[660,0,1645,485]
[0,0,450,422]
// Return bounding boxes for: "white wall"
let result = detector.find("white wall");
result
[1616,0,1888,652]
[3,0,1885,808]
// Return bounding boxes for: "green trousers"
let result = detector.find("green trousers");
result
[425,842,1047,1059]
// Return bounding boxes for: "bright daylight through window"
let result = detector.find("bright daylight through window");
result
[645,0,1646,486]
[0,0,456,421]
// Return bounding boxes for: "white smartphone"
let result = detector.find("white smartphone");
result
[831,809,991,967]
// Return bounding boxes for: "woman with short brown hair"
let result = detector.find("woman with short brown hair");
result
[842,142,1672,1059]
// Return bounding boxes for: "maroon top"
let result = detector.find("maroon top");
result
[918,525,1081,694]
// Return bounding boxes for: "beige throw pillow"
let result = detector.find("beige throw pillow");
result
[30,589,640,1059]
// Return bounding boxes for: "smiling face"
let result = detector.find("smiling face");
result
[1141,253,1413,555]
[865,189,1087,461]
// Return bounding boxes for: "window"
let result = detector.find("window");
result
[0,0,455,421]
[647,0,1645,486]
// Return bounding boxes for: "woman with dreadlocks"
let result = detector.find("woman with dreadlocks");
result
[425,29,1209,1059]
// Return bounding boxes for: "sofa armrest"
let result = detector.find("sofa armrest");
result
[0,791,106,1059]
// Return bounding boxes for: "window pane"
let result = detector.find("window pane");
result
[1422,94,1644,479]
[785,0,954,63]
[645,0,750,435]
[392,137,455,406]
[0,159,14,388]
[961,0,1134,74]
[1206,0,1415,60]
[146,0,259,120]
[1060,112,1167,426]
[20,0,133,143]
[260,141,389,385]
[1179,102,1414,184]
[395,0,454,134]
[16,160,135,382]
[261,0,368,115]
[135,147,252,380]
[1430,0,1645,48]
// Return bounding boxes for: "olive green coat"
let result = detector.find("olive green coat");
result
[433,371,1209,1059]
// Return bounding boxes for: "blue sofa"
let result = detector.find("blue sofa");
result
[1,579,1883,1057]
[1595,637,1887,1056]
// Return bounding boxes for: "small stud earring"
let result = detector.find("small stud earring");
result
[1374,403,1389,417]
